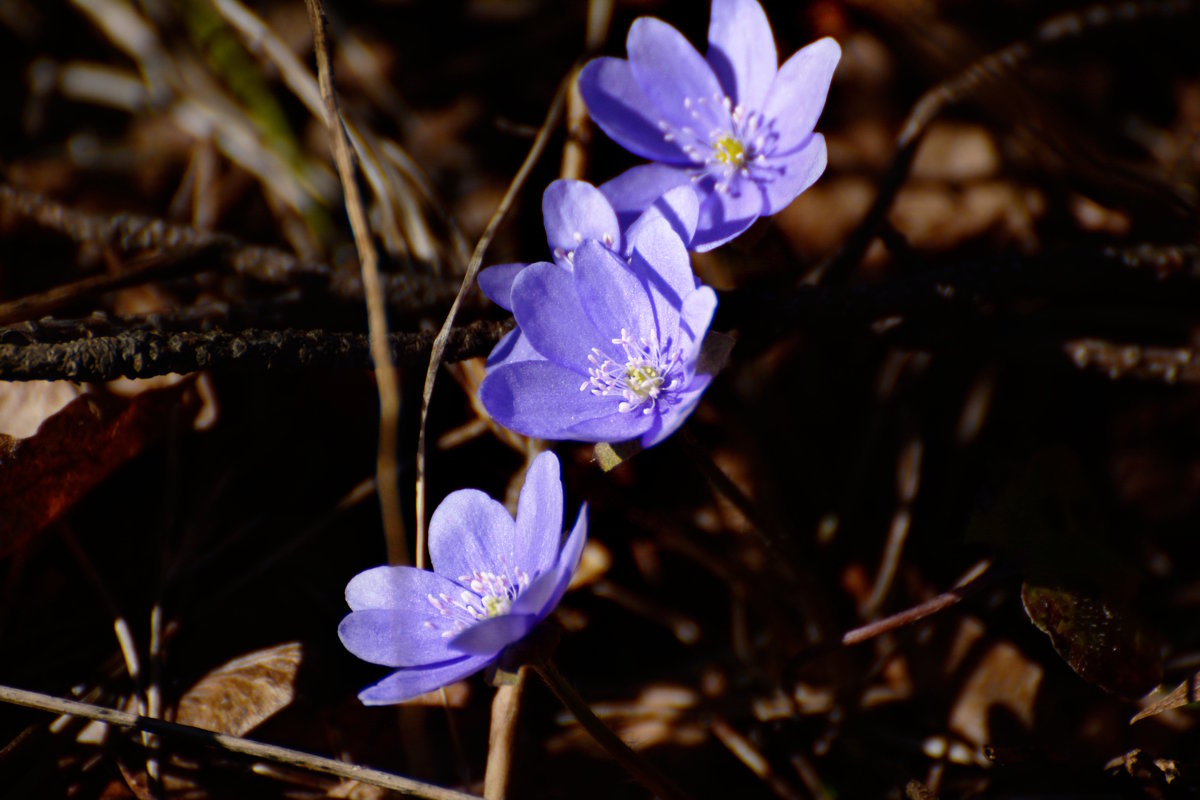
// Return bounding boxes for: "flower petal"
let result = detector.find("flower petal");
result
[623,184,701,254]
[513,451,564,577]
[762,133,827,214]
[339,606,459,668]
[641,376,712,448]
[512,261,607,371]
[428,488,517,583]
[565,409,654,441]
[524,503,588,618]
[578,57,691,163]
[346,564,453,611]
[481,360,639,441]
[356,655,494,706]
[485,327,543,370]
[761,37,840,155]
[706,0,777,110]
[691,180,765,251]
[600,164,695,234]
[542,180,620,258]
[679,285,718,354]
[448,613,536,656]
[627,213,696,340]
[478,262,526,311]
[573,240,655,345]
[627,17,726,133]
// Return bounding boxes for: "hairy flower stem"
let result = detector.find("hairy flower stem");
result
[531,659,692,800]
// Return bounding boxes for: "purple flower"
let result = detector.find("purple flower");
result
[479,212,718,449]
[579,0,840,251]
[338,452,586,705]
[478,178,699,315]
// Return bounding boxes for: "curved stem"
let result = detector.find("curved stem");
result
[531,660,692,800]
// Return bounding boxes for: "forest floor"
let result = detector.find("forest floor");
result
[2,0,1200,798]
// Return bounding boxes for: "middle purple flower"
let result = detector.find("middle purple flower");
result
[480,217,718,449]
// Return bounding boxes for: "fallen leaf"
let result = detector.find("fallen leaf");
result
[0,379,202,554]
[1021,583,1162,698]
[949,640,1043,746]
[174,642,303,736]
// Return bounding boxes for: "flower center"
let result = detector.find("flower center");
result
[425,566,531,638]
[658,93,783,194]
[582,328,686,415]
[712,134,745,167]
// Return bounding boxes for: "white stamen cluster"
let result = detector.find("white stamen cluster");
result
[582,328,686,414]
[658,92,782,194]
[425,567,532,638]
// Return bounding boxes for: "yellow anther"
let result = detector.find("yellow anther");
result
[712,135,746,167]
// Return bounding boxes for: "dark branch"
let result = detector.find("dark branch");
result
[0,319,511,381]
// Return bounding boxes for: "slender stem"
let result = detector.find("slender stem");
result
[531,661,692,800]
[483,672,526,800]
[0,683,481,800]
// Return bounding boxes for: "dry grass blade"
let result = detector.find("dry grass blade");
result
[304,0,406,565]
[1131,671,1200,724]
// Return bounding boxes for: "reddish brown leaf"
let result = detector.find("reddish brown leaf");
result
[0,380,201,554]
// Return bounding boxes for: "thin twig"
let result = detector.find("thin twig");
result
[531,661,692,800]
[0,683,480,799]
[840,559,993,646]
[305,0,406,565]
[414,78,569,568]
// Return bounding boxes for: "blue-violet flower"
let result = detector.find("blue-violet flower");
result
[338,452,586,705]
[579,0,840,250]
[478,177,699,315]
[479,214,718,449]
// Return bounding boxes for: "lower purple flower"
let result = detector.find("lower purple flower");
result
[338,452,587,705]
[479,216,719,449]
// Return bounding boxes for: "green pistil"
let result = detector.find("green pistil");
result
[712,134,746,167]
[626,365,662,399]
[483,595,511,617]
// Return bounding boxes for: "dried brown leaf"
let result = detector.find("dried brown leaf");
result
[174,642,303,737]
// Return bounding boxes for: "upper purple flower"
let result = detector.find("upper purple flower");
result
[479,214,718,449]
[478,178,699,315]
[579,0,840,250]
[338,452,586,705]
